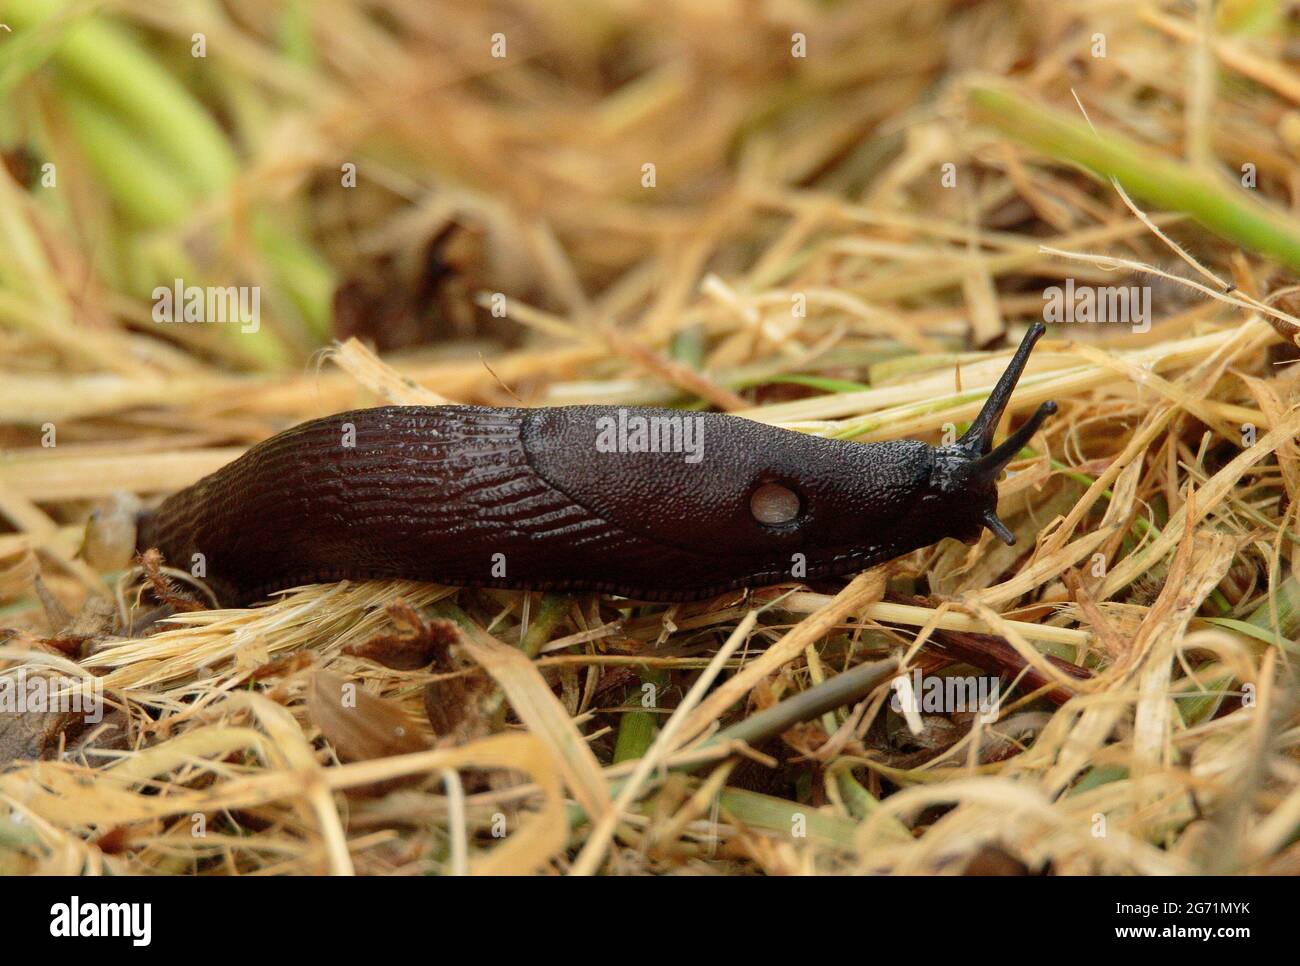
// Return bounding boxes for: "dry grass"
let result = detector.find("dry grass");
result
[1,0,1299,875]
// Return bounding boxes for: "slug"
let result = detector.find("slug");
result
[131,324,1055,606]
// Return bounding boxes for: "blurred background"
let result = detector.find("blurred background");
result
[1,0,1293,385]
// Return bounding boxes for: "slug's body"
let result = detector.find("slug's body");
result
[136,326,1055,606]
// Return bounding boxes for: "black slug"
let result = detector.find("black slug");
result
[134,324,1055,606]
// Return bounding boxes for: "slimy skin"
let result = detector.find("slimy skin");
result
[134,326,1054,605]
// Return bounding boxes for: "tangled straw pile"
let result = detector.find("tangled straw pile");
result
[1,0,1299,874]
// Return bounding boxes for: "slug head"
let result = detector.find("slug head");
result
[927,323,1056,546]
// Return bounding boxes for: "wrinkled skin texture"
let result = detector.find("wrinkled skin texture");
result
[136,405,1001,605]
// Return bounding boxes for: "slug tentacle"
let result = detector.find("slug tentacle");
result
[981,512,1017,546]
[969,399,1058,483]
[929,324,1057,547]
[957,322,1047,457]
[973,399,1058,547]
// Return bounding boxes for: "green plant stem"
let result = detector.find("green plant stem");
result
[708,657,899,749]
[58,83,194,228]
[5,0,237,193]
[612,668,664,764]
[5,0,336,354]
[967,82,1300,272]
[518,594,571,658]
